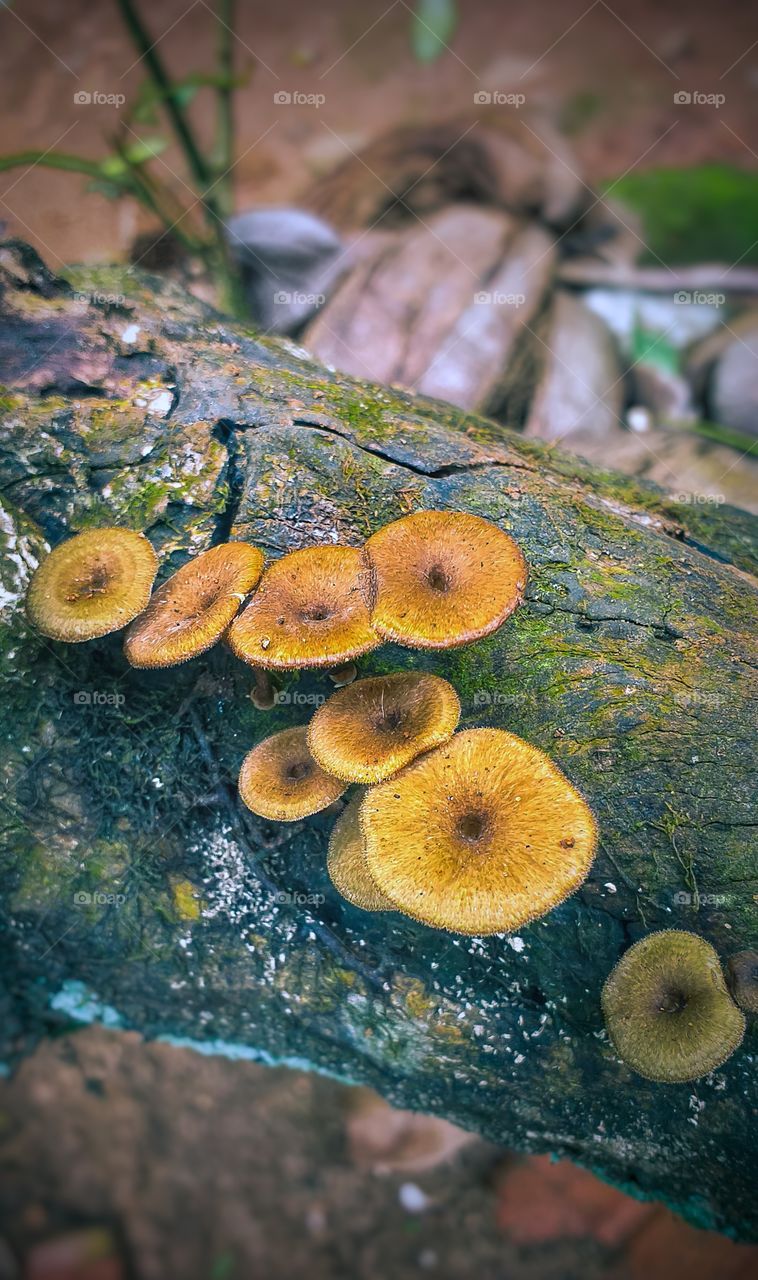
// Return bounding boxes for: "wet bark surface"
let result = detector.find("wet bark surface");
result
[0,242,756,1239]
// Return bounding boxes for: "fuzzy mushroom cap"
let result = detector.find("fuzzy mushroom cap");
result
[360,728,596,935]
[601,930,746,1083]
[25,527,158,642]
[228,546,379,670]
[238,726,347,821]
[308,672,460,784]
[363,510,526,649]
[725,949,758,1015]
[124,542,264,668]
[327,793,395,911]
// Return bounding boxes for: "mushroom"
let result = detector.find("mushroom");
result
[25,527,158,642]
[359,728,596,935]
[124,542,264,668]
[601,930,746,1082]
[228,546,379,671]
[308,672,460,784]
[363,510,526,649]
[238,725,347,821]
[725,949,758,1015]
[327,793,395,911]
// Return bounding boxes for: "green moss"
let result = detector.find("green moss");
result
[608,165,758,265]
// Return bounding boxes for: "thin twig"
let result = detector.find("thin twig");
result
[215,0,236,220]
[117,0,214,202]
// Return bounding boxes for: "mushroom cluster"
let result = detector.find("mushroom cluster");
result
[25,515,746,1084]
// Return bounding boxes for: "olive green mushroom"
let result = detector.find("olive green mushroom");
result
[601,930,745,1083]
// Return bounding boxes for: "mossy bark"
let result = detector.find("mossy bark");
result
[1,242,756,1238]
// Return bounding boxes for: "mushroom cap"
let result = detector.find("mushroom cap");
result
[363,510,527,649]
[327,793,395,911]
[238,726,347,821]
[308,672,460,784]
[25,527,158,642]
[360,728,596,935]
[228,546,379,670]
[124,542,264,668]
[601,930,746,1083]
[726,949,758,1014]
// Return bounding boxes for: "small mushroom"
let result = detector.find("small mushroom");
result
[308,672,460,784]
[124,542,264,668]
[725,949,758,1015]
[25,527,158,642]
[601,930,746,1082]
[238,725,347,821]
[359,728,596,934]
[228,546,379,670]
[327,793,395,911]
[327,662,358,688]
[363,510,527,649]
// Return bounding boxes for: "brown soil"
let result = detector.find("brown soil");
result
[1,0,756,265]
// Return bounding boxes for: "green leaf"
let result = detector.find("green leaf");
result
[122,136,170,165]
[631,320,680,375]
[411,0,458,63]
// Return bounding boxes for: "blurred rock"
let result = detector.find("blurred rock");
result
[416,223,556,410]
[521,291,624,444]
[711,320,758,437]
[631,362,696,424]
[346,1088,475,1175]
[304,116,587,232]
[225,206,346,334]
[305,205,554,404]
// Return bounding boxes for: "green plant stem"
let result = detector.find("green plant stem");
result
[111,141,205,254]
[215,0,236,219]
[116,0,214,201]
[0,152,114,180]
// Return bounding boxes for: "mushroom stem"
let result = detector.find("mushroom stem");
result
[250,668,277,711]
[327,661,358,688]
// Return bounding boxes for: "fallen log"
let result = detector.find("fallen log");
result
[0,241,756,1239]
